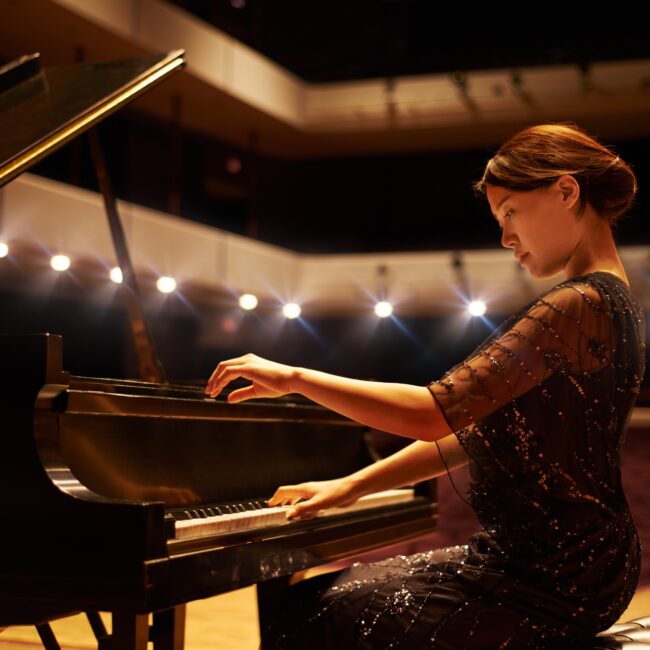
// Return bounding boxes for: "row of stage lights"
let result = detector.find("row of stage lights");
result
[0,243,489,319]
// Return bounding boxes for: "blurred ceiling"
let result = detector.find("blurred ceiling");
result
[0,1,648,315]
[168,1,650,83]
[2,0,650,158]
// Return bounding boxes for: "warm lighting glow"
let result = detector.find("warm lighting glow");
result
[239,293,258,310]
[221,317,237,333]
[468,300,487,317]
[109,267,123,284]
[0,242,8,258]
[282,303,301,319]
[374,301,393,318]
[226,156,242,174]
[156,276,176,293]
[50,255,71,272]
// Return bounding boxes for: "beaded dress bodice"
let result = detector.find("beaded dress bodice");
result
[427,271,645,635]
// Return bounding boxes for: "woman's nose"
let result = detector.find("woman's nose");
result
[500,225,517,249]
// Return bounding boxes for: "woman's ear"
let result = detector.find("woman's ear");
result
[555,174,580,211]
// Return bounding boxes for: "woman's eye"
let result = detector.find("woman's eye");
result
[504,208,514,219]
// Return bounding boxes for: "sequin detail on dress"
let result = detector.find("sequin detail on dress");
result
[262,272,645,649]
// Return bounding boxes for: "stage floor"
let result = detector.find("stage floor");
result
[1,584,649,650]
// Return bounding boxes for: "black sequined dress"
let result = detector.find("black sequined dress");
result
[263,272,646,649]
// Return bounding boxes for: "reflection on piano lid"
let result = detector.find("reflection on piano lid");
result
[0,50,185,188]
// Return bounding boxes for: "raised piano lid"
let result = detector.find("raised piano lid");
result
[0,49,185,188]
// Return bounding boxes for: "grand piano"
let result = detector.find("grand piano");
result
[0,51,437,649]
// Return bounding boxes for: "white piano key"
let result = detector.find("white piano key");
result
[174,489,415,540]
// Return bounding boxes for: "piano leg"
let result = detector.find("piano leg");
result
[111,612,149,650]
[35,622,61,650]
[110,606,186,650]
[151,606,186,650]
[257,576,291,648]
[86,612,111,649]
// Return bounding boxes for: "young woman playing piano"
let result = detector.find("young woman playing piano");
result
[205,123,645,648]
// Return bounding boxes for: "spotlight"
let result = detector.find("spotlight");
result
[468,300,487,317]
[109,267,123,284]
[374,301,393,318]
[239,293,258,310]
[282,303,301,319]
[156,276,176,293]
[51,254,71,272]
[0,242,8,258]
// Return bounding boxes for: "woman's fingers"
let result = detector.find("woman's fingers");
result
[204,354,292,400]
[205,354,254,395]
[208,363,253,397]
[207,363,262,398]
[227,386,257,403]
[268,479,356,519]
[268,484,313,506]
[289,499,324,519]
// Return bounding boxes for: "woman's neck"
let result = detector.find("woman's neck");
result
[563,213,629,286]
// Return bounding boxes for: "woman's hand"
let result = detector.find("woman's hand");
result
[268,478,361,520]
[204,353,297,403]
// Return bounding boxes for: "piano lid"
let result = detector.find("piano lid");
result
[0,49,185,188]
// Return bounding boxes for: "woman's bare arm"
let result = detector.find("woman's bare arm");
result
[269,433,470,518]
[205,354,453,442]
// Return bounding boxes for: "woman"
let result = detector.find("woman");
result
[205,123,645,648]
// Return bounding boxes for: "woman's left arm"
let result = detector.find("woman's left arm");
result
[205,353,452,442]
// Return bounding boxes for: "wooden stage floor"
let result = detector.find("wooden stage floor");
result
[1,584,649,649]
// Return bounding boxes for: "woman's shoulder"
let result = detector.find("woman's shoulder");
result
[512,273,608,320]
[531,271,632,310]
[519,271,644,333]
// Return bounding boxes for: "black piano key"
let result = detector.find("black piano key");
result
[169,496,280,522]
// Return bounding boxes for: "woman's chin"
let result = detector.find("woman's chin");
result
[527,264,564,281]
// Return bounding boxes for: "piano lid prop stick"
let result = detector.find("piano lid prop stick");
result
[88,128,167,384]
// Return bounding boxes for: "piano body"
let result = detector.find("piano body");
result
[0,52,437,648]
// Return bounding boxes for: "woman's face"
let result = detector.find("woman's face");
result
[485,177,583,279]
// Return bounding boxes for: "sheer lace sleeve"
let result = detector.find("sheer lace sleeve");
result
[427,280,614,434]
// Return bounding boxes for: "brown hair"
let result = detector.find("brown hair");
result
[474,122,637,224]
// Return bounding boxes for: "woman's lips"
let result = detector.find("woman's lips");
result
[516,252,529,263]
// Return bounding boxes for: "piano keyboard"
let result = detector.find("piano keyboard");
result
[174,489,415,540]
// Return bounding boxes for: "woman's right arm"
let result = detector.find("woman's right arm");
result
[269,432,469,519]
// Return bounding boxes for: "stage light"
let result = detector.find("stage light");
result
[374,301,393,318]
[0,242,8,258]
[51,255,71,272]
[156,276,176,293]
[239,293,258,310]
[468,300,487,317]
[109,267,123,284]
[282,303,301,319]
